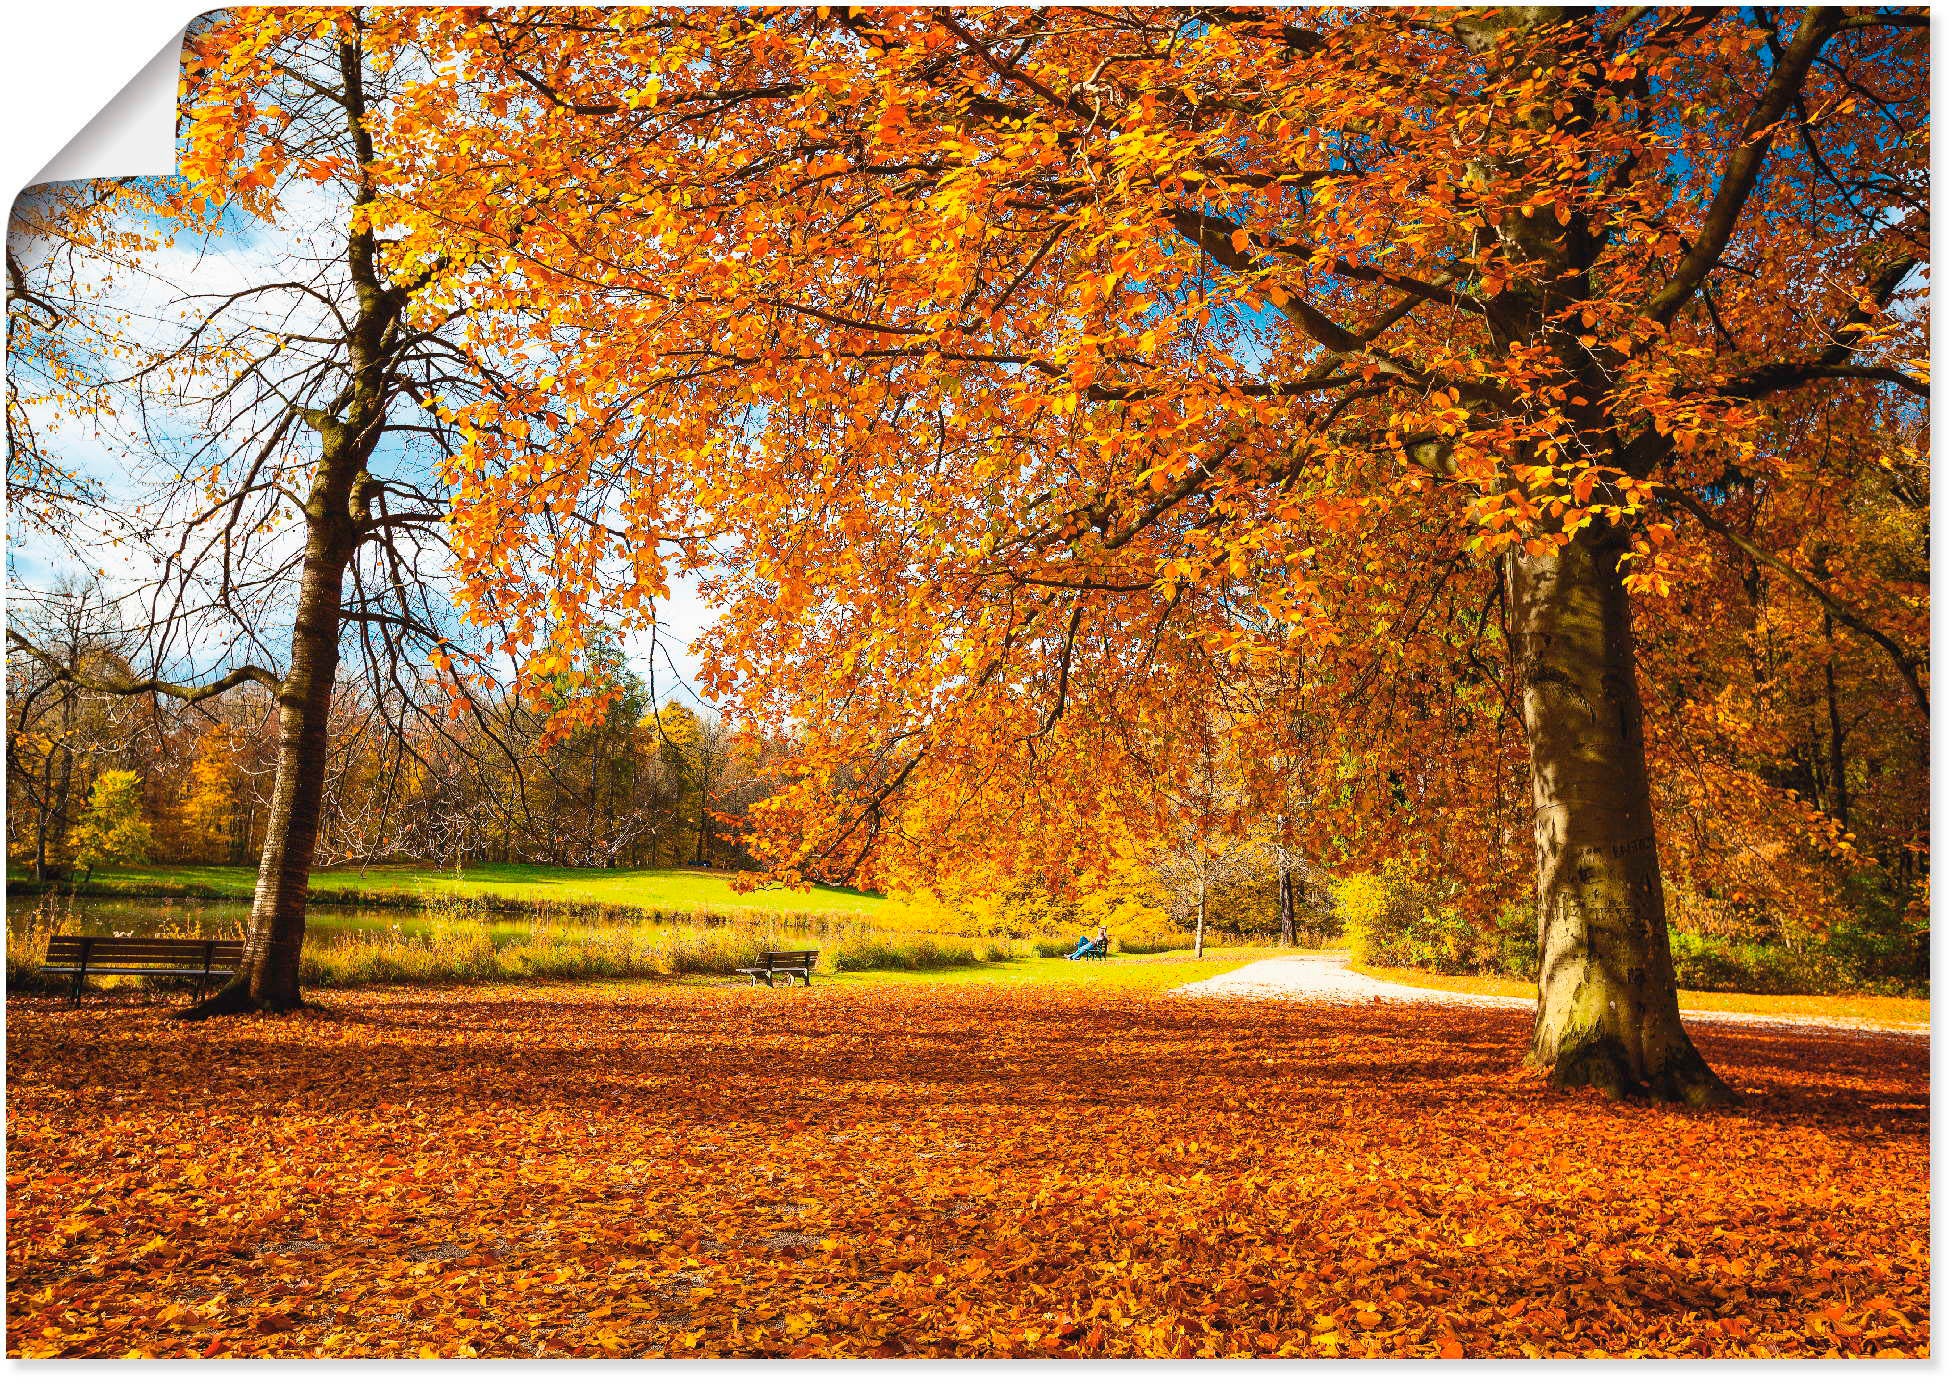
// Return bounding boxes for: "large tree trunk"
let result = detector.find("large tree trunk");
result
[1193,879,1207,960]
[183,516,353,1017]
[1507,532,1734,1107]
[1277,858,1297,948]
[180,27,396,1018]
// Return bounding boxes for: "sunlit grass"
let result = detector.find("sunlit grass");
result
[7,869,1241,997]
[7,862,898,918]
[822,948,1293,993]
[1352,962,1930,1027]
[6,883,1277,998]
[7,891,1263,996]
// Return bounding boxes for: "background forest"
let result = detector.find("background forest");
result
[9,538,1926,997]
[9,600,770,878]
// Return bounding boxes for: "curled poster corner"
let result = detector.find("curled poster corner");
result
[30,29,185,187]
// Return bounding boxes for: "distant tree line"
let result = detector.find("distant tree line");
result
[7,585,776,881]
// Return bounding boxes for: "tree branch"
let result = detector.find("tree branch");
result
[1668,491,1927,717]
[8,632,282,705]
[1643,7,1844,324]
[1722,254,1925,399]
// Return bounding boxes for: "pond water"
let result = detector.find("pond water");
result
[5,894,549,944]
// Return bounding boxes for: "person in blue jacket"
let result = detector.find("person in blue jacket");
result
[1067,923,1109,959]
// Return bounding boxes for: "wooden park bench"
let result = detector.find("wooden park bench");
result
[41,936,243,1003]
[1077,938,1110,960]
[735,949,819,987]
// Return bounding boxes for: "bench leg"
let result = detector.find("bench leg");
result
[70,968,85,1004]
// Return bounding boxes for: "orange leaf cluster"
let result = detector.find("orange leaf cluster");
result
[339,6,1927,915]
[7,984,1926,1358]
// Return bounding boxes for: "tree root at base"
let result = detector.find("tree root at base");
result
[176,985,312,1021]
[1537,1034,1741,1109]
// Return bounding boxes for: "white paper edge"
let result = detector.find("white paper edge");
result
[30,28,186,188]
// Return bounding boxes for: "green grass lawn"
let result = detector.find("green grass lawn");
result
[12,862,897,918]
[819,947,1292,993]
[10,868,1258,993]
[422,947,1287,996]
[1353,961,1930,1027]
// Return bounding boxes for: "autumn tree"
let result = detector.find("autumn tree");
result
[5,9,535,1013]
[1152,826,1266,962]
[1206,625,1334,949]
[1633,393,1928,976]
[527,636,658,868]
[5,581,148,882]
[68,769,155,881]
[400,5,1927,1102]
[5,182,161,546]
[174,726,250,864]
[649,700,733,868]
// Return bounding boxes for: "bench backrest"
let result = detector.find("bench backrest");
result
[47,935,245,967]
[756,949,819,967]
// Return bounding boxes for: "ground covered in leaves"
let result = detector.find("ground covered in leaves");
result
[6,977,1928,1358]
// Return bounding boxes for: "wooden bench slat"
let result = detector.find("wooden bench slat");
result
[45,946,241,958]
[41,948,242,960]
[46,938,242,956]
[44,946,244,955]
[42,966,237,977]
[47,935,241,944]
[47,936,241,945]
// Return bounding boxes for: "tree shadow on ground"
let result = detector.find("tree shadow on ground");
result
[7,988,1925,1138]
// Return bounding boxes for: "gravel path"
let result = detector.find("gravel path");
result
[1173,953,1928,1038]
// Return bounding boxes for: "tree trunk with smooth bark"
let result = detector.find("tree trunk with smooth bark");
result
[180,28,397,1017]
[1449,4,1762,1107]
[1508,533,1734,1106]
[182,482,357,1016]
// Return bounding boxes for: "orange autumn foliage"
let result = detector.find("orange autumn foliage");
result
[7,181,167,543]
[5,981,1927,1358]
[360,6,1925,938]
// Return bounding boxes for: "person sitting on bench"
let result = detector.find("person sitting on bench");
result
[1067,924,1109,960]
